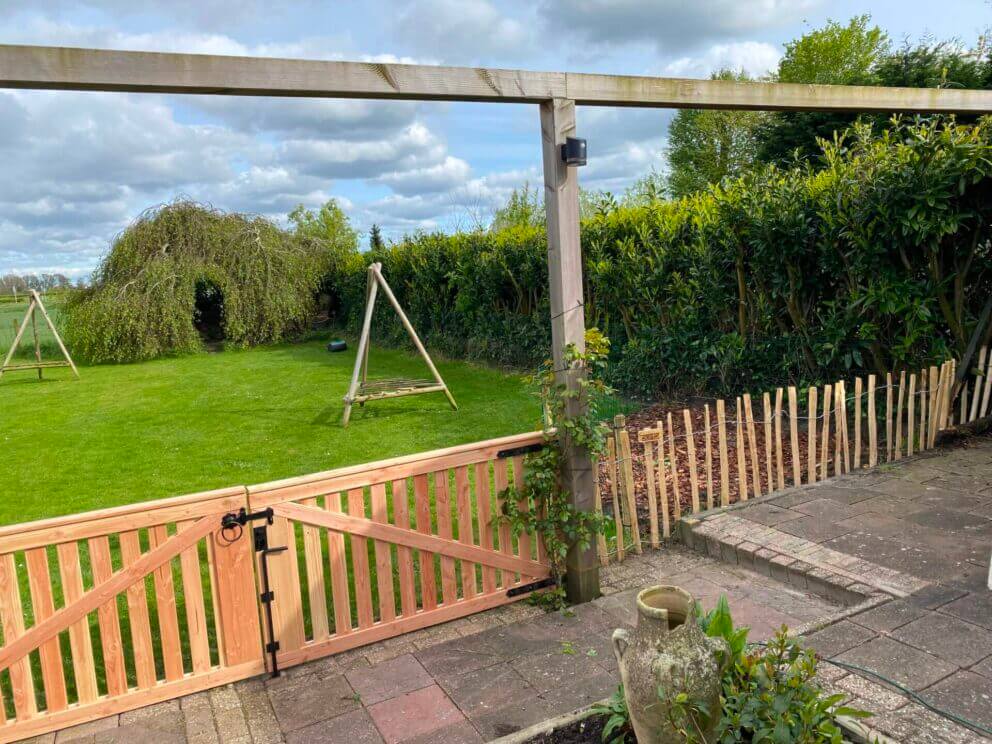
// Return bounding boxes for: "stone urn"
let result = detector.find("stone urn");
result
[612,586,728,744]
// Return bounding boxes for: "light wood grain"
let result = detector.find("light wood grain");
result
[55,542,98,703]
[808,387,818,483]
[683,410,700,512]
[704,404,714,508]
[868,376,878,467]
[717,399,730,506]
[370,483,397,620]
[391,478,420,615]
[5,45,992,114]
[0,553,37,718]
[788,387,801,486]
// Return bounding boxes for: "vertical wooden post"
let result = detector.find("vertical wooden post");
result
[807,387,818,484]
[788,387,801,486]
[540,98,597,602]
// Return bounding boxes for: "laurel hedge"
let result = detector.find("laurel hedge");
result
[331,118,992,397]
[62,201,332,363]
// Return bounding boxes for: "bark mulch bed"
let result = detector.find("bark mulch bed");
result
[596,399,845,519]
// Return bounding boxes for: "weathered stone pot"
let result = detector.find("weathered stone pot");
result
[612,586,727,744]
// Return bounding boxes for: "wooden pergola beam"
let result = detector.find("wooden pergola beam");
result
[2,44,992,113]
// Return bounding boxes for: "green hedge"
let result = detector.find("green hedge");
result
[332,118,992,398]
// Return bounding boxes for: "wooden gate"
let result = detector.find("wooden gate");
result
[247,431,551,671]
[0,487,264,743]
[0,431,551,741]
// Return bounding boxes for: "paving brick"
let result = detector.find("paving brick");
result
[54,716,120,742]
[467,697,555,741]
[769,554,794,584]
[438,663,535,716]
[970,654,992,680]
[181,691,219,744]
[920,670,992,729]
[402,721,483,744]
[801,620,877,658]
[234,679,282,744]
[835,636,958,691]
[268,673,359,733]
[835,673,908,714]
[367,685,465,744]
[939,590,992,630]
[891,612,992,667]
[345,653,434,705]
[849,599,928,633]
[286,708,383,744]
[737,503,803,526]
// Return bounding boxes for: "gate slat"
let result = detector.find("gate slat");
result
[0,553,37,718]
[511,457,531,564]
[86,536,128,696]
[369,484,396,622]
[265,517,305,652]
[300,499,330,643]
[25,548,68,711]
[175,521,211,673]
[148,526,184,682]
[474,462,497,594]
[493,460,514,586]
[413,475,438,611]
[54,542,98,703]
[347,489,375,628]
[433,472,458,605]
[454,467,477,600]
[118,531,157,690]
[390,479,417,617]
[325,493,353,634]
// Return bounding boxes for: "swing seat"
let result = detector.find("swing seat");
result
[346,378,445,404]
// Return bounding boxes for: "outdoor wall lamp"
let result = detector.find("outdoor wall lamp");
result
[561,137,587,167]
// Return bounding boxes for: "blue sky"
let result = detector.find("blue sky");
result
[0,0,988,276]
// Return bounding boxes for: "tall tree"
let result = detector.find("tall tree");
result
[755,16,889,164]
[666,70,764,198]
[368,223,385,251]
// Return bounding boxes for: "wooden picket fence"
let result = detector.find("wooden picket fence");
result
[0,431,550,742]
[596,355,988,564]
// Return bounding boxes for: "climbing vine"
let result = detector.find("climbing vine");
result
[498,328,611,609]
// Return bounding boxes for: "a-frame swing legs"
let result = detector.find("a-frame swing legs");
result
[0,290,78,380]
[341,263,457,427]
[342,267,379,427]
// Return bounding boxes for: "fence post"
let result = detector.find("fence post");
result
[540,98,598,603]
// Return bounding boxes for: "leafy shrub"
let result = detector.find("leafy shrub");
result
[63,201,339,363]
[675,597,868,743]
[327,119,992,398]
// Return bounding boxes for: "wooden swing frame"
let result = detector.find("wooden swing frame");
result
[341,262,457,426]
[0,289,79,381]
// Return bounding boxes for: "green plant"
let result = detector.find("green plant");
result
[591,684,634,744]
[63,200,348,363]
[497,328,610,610]
[665,596,869,743]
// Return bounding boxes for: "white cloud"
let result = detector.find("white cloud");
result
[538,0,820,53]
[396,0,534,61]
[662,41,781,79]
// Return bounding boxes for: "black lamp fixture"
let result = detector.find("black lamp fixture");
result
[560,137,587,167]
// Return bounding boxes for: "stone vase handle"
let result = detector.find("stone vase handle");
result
[612,627,631,666]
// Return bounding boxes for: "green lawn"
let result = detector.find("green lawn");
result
[0,339,541,524]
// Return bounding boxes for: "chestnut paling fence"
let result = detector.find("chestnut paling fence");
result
[597,356,985,564]
[0,431,549,743]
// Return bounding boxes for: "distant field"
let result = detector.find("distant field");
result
[0,338,541,524]
[0,298,65,360]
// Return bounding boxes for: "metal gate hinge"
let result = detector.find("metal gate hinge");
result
[496,442,544,459]
[507,577,558,597]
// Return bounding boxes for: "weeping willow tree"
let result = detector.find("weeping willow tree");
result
[63,201,333,363]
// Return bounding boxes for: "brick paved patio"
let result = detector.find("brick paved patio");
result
[30,548,836,744]
[687,434,992,742]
